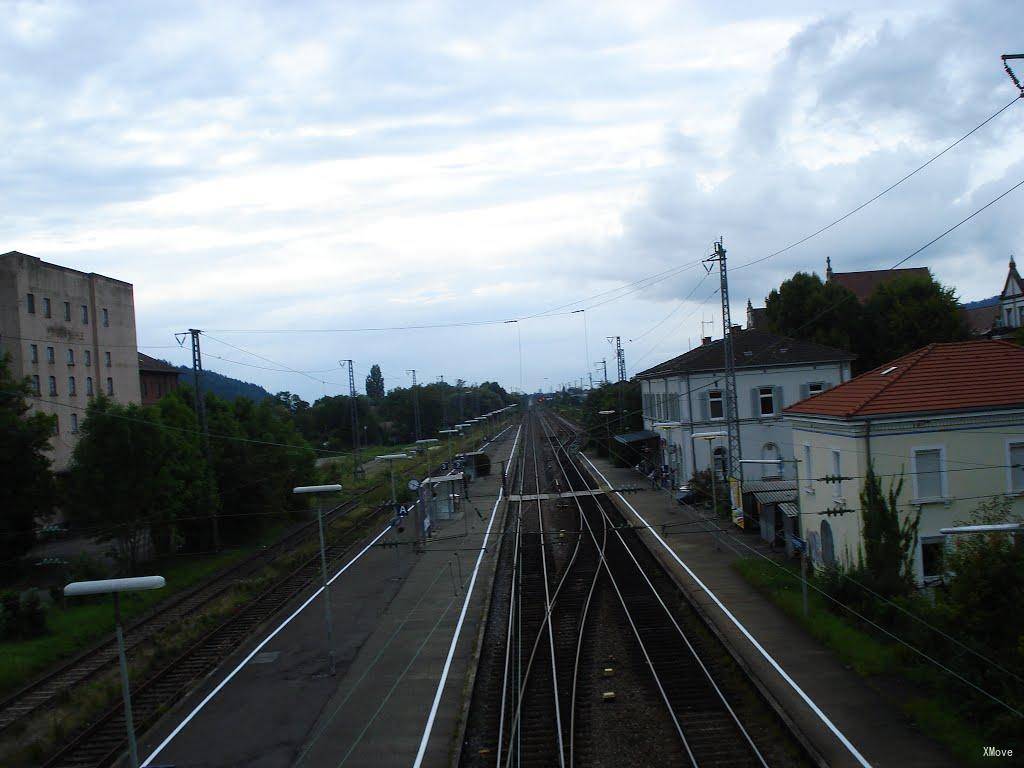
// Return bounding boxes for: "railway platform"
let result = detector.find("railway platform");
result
[577,450,956,768]
[137,425,520,768]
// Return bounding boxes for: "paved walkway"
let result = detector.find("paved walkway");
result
[138,425,520,768]
[580,451,956,768]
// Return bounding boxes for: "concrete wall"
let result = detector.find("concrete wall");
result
[0,252,141,471]
[641,359,850,484]
[789,409,1024,582]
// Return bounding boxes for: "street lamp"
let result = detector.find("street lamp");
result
[293,484,343,675]
[692,431,728,550]
[64,575,166,768]
[375,453,409,509]
[439,429,459,467]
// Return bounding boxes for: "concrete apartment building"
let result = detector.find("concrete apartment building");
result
[0,251,141,471]
[636,328,854,483]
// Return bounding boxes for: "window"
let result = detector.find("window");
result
[48,376,57,396]
[84,350,91,366]
[67,348,74,365]
[42,297,51,318]
[831,449,842,498]
[30,344,38,363]
[758,386,775,416]
[920,537,946,582]
[141,380,148,397]
[105,351,111,368]
[106,377,113,395]
[912,448,945,500]
[713,447,727,479]
[81,305,89,324]
[86,377,93,396]
[761,443,780,479]
[1008,442,1024,493]
[31,375,41,395]
[102,308,109,327]
[46,346,55,363]
[68,376,76,396]
[808,382,825,395]
[64,301,71,321]
[26,293,35,313]
[71,413,79,434]
[802,443,813,490]
[708,390,724,419]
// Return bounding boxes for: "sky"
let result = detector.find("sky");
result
[3,0,1022,400]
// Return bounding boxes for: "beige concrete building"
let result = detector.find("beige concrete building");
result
[0,251,141,471]
[784,340,1024,584]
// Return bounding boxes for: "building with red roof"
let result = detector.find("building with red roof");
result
[782,340,1024,583]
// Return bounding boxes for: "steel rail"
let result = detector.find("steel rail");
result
[547,413,769,768]
[0,488,378,735]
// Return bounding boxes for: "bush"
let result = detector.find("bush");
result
[0,591,49,640]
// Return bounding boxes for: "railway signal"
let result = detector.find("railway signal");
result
[64,575,166,768]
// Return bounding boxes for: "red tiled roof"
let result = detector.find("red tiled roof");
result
[784,340,1024,419]
[830,267,930,303]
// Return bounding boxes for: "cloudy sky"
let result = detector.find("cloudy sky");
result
[3,0,1022,400]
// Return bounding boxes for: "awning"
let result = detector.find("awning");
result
[747,479,798,506]
[613,430,659,445]
[778,502,800,519]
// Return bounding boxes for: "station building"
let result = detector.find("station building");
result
[0,251,142,471]
[636,328,853,484]
[784,340,1024,583]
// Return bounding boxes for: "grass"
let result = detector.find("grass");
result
[733,556,990,766]
[0,524,287,696]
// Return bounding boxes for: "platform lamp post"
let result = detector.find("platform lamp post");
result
[376,453,409,511]
[439,429,459,468]
[598,409,615,461]
[64,576,165,768]
[293,484,343,675]
[692,431,728,551]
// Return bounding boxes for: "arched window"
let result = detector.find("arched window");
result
[761,442,780,479]
[820,520,836,566]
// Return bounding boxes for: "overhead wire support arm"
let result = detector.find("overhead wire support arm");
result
[1002,53,1024,96]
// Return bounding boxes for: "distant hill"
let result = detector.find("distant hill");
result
[962,295,999,310]
[175,366,272,402]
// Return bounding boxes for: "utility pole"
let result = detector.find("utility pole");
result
[407,369,422,440]
[607,336,627,433]
[704,239,743,485]
[595,358,608,385]
[438,375,448,427]
[186,329,219,550]
[341,360,362,480]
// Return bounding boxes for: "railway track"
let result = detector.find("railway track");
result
[0,488,380,737]
[24,493,392,768]
[461,410,810,768]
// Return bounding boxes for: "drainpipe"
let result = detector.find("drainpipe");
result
[686,372,697,477]
[864,420,872,471]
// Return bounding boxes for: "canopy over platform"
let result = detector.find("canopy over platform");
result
[612,430,659,445]
[456,451,491,477]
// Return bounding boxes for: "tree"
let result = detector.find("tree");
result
[68,398,186,573]
[765,271,863,354]
[365,364,385,399]
[858,464,920,596]
[0,354,55,575]
[861,273,969,370]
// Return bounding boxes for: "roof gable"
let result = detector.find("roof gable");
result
[830,267,930,303]
[637,328,853,379]
[1001,259,1024,299]
[784,340,1024,419]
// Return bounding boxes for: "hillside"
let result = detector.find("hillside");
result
[175,366,272,402]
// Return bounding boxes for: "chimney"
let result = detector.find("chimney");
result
[701,336,712,345]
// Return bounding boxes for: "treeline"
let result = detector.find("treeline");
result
[278,375,518,451]
[65,389,314,572]
[1,348,315,577]
[764,270,969,373]
[550,381,643,464]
